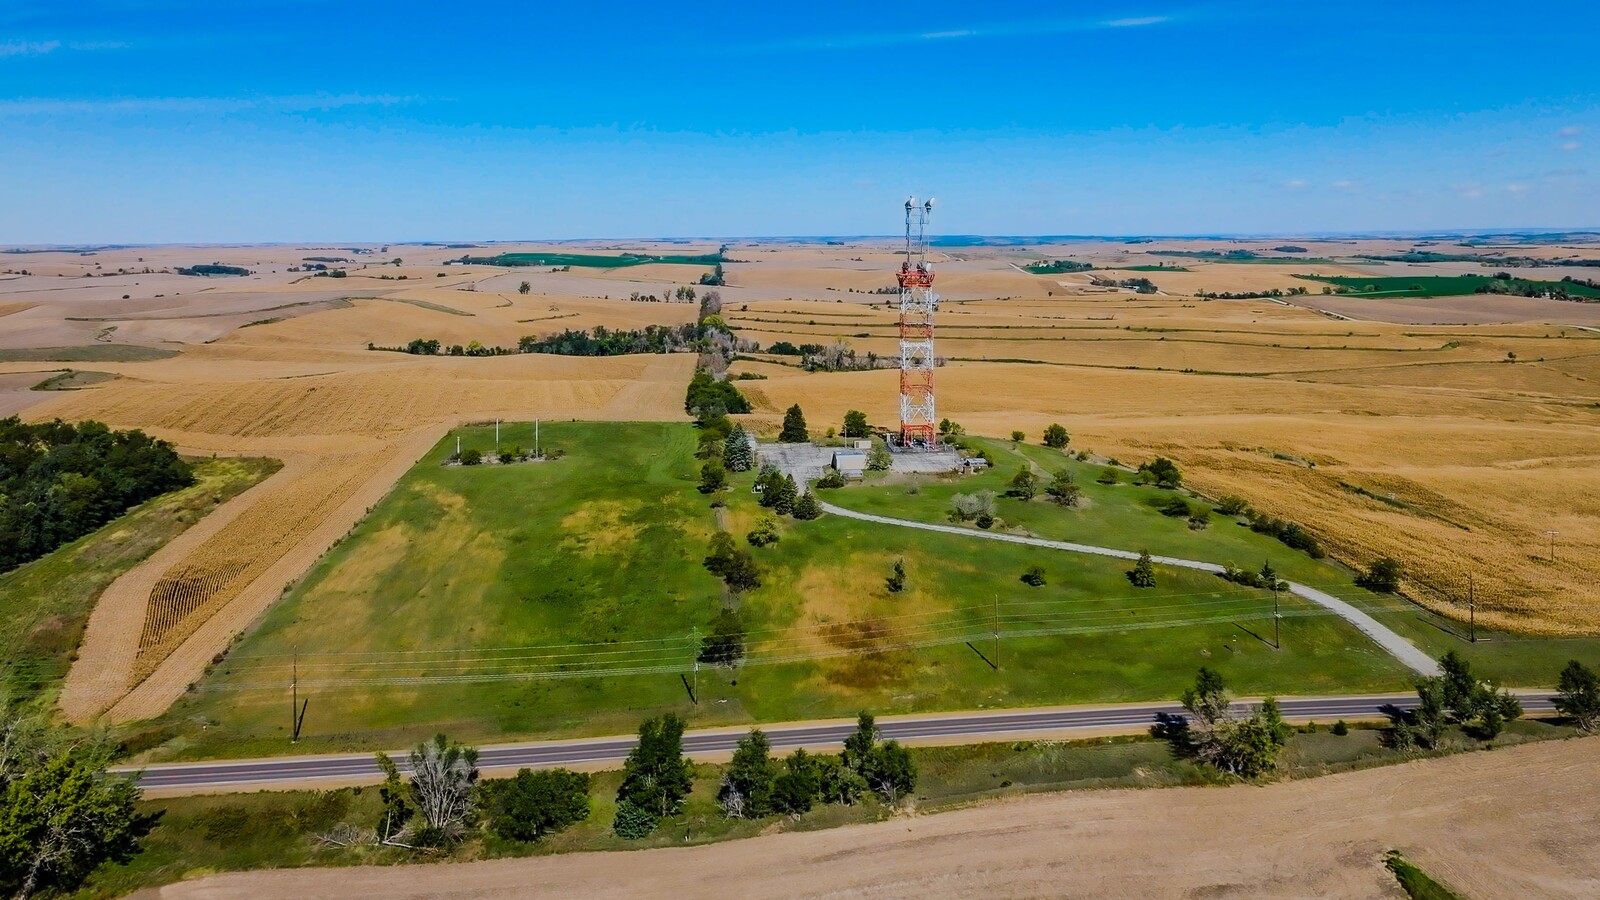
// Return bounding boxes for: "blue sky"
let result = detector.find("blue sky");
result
[1,0,1596,242]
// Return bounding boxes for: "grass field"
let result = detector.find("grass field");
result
[826,436,1600,687]
[1294,274,1600,299]
[0,456,280,709]
[140,421,1436,760]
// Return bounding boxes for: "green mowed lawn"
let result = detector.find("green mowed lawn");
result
[155,423,1422,759]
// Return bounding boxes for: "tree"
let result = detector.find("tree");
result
[843,712,878,774]
[863,741,917,804]
[1555,660,1600,731]
[1042,424,1070,449]
[1159,495,1191,517]
[1355,557,1402,592]
[793,491,822,521]
[1045,471,1080,506]
[615,714,694,835]
[1020,565,1046,587]
[885,558,906,593]
[0,723,140,900]
[779,404,808,442]
[772,748,821,816]
[1008,466,1037,500]
[866,441,892,471]
[460,448,482,466]
[374,751,413,843]
[407,734,479,844]
[949,491,997,522]
[518,280,531,294]
[770,474,798,515]
[698,459,727,494]
[1137,457,1182,488]
[720,730,777,818]
[842,410,869,438]
[698,607,746,667]
[722,426,753,472]
[721,550,762,593]
[1011,430,1026,443]
[489,768,590,842]
[1127,550,1156,587]
[1096,466,1119,485]
[1181,667,1232,727]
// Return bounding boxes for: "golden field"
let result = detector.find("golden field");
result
[3,235,1599,723]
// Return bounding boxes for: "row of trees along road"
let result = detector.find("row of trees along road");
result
[1156,655,1600,781]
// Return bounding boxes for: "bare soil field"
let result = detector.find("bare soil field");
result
[140,735,1600,900]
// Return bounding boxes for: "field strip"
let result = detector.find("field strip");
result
[816,499,1442,676]
[59,455,293,724]
[94,426,448,724]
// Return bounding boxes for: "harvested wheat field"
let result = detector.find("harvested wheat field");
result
[140,736,1600,900]
[7,236,1600,729]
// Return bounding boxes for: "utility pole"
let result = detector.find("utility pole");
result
[291,645,298,743]
[495,418,500,457]
[536,419,541,459]
[1545,530,1559,561]
[1271,579,1281,650]
[455,434,461,459]
[992,594,1000,668]
[1468,574,1476,643]
[690,627,700,701]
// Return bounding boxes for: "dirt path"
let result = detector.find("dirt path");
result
[59,453,293,723]
[100,426,447,723]
[143,736,1600,899]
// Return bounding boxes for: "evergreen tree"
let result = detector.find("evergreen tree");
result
[1008,466,1037,500]
[866,441,892,471]
[793,490,822,520]
[1045,470,1080,506]
[770,474,798,515]
[779,404,809,442]
[722,426,754,472]
[1127,550,1156,587]
[885,558,906,593]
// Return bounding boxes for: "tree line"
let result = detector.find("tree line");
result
[0,418,194,572]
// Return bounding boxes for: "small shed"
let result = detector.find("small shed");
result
[832,449,868,479]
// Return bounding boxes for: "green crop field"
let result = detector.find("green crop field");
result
[145,422,1444,760]
[458,252,720,269]
[1294,274,1600,299]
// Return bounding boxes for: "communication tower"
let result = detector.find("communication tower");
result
[896,197,938,446]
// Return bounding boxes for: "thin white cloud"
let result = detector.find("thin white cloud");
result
[0,39,60,57]
[1331,179,1359,191]
[1505,183,1529,195]
[0,93,416,116]
[1558,125,1584,137]
[1560,141,1582,152]
[1452,183,1484,199]
[1283,178,1308,190]
[759,13,1178,51]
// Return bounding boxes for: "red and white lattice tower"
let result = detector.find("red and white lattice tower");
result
[897,196,938,446]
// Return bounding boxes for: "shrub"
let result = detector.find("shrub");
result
[1096,467,1119,485]
[1331,720,1349,736]
[1355,557,1402,592]
[1137,457,1182,488]
[814,469,846,489]
[1010,430,1025,443]
[1020,565,1046,587]
[949,490,997,522]
[1042,423,1070,448]
[1158,495,1191,517]
[746,516,780,547]
[885,558,906,593]
[1216,495,1250,516]
[1045,471,1080,506]
[975,513,994,529]
[460,448,482,466]
[488,768,591,843]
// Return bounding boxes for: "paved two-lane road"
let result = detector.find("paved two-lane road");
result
[120,692,1554,793]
